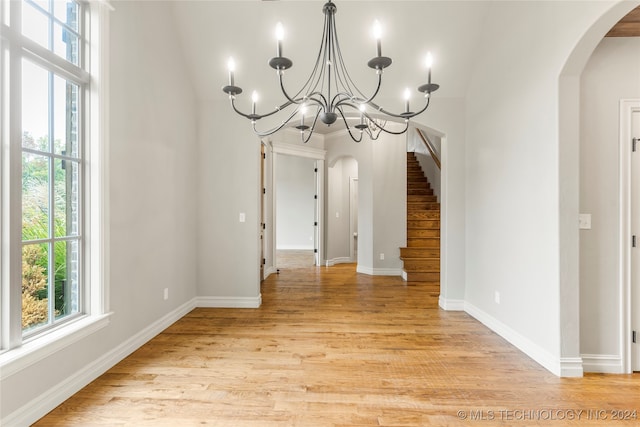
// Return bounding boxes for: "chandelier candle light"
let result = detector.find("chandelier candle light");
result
[222,0,439,143]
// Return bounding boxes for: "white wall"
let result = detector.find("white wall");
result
[579,37,640,370]
[196,100,261,299]
[275,154,316,250]
[1,2,199,422]
[463,1,620,376]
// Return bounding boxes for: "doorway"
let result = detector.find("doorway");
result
[275,154,316,269]
[269,141,326,270]
[325,156,358,266]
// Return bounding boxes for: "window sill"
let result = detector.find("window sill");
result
[0,312,112,381]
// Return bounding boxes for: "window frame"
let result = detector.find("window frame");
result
[0,0,110,374]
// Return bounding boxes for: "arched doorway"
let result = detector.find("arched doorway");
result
[326,156,359,266]
[559,1,640,375]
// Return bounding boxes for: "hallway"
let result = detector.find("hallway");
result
[35,264,639,426]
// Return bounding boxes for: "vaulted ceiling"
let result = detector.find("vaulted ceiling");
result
[170,0,639,113]
[171,1,491,105]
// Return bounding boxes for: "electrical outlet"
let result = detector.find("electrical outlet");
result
[164,288,169,300]
[239,212,246,223]
[380,253,385,260]
[494,291,500,304]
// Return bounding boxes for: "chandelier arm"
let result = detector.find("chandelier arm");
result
[299,108,323,143]
[308,107,323,132]
[360,73,383,105]
[331,18,371,100]
[367,96,432,120]
[402,96,433,119]
[358,112,408,136]
[279,73,329,111]
[274,6,331,103]
[326,9,335,110]
[373,120,410,136]
[332,40,353,97]
[304,91,330,110]
[286,6,331,105]
[229,97,256,120]
[250,107,306,137]
[330,92,354,110]
[335,106,364,143]
[330,73,383,110]
[230,97,298,121]
[256,102,295,120]
[299,5,332,99]
[335,100,409,136]
[365,125,382,141]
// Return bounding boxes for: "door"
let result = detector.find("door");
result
[632,110,639,372]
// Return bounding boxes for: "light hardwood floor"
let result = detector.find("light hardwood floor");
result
[34,264,639,426]
[276,249,316,269]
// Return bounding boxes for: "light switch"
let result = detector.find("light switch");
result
[579,213,591,230]
[239,212,246,223]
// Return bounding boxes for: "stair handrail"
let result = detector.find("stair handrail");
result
[415,128,441,170]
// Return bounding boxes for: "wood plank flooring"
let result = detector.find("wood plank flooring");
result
[34,264,639,426]
[276,249,316,269]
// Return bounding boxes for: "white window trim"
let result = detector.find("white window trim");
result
[0,312,110,380]
[0,0,112,376]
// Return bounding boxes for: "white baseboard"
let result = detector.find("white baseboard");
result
[581,354,623,374]
[196,295,262,308]
[276,246,314,250]
[3,299,197,427]
[438,296,465,311]
[464,302,564,377]
[264,266,277,279]
[356,265,403,276]
[560,357,584,377]
[325,257,352,267]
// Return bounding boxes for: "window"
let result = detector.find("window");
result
[1,0,108,359]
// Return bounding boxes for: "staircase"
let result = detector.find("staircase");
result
[400,152,440,284]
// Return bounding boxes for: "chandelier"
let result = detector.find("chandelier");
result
[222,0,439,143]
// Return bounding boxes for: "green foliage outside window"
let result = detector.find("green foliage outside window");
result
[22,132,69,330]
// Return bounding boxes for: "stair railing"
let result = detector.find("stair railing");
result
[415,128,441,170]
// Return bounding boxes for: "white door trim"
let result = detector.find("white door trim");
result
[349,177,358,262]
[620,99,640,373]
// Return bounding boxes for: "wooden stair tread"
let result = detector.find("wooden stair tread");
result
[402,152,440,285]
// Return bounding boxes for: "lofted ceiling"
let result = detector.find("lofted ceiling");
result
[169,1,639,135]
[171,1,492,135]
[606,6,640,37]
[171,1,491,103]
